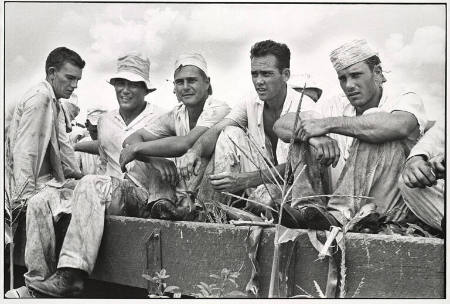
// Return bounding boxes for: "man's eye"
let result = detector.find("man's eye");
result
[262,72,271,77]
[251,72,258,77]
[175,81,183,85]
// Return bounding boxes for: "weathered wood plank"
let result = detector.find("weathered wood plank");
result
[13,215,444,298]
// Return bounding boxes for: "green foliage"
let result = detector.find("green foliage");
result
[192,267,247,298]
[142,269,180,298]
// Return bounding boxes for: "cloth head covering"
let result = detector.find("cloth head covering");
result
[86,108,107,125]
[173,53,212,95]
[329,39,378,72]
[109,52,156,92]
[174,53,209,77]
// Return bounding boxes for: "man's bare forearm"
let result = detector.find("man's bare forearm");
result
[74,140,99,155]
[243,163,286,189]
[323,112,417,143]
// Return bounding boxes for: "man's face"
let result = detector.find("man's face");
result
[49,62,82,99]
[251,54,289,103]
[337,61,381,111]
[113,79,148,112]
[173,65,210,107]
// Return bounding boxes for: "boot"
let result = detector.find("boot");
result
[5,286,45,298]
[28,268,86,298]
[282,204,341,230]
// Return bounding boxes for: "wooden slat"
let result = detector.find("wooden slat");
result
[13,215,444,298]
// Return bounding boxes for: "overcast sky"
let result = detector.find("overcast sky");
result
[4,2,445,122]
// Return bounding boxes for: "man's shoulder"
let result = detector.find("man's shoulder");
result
[204,96,230,109]
[19,81,53,107]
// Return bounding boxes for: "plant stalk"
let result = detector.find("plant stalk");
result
[268,82,307,298]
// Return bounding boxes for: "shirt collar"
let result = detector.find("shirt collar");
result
[113,102,154,126]
[342,85,388,117]
[43,79,57,101]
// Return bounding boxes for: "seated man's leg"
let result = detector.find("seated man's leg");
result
[327,140,409,225]
[29,175,113,297]
[290,142,329,206]
[24,186,72,284]
[197,126,265,204]
[399,176,444,231]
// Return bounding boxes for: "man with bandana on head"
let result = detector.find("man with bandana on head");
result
[274,39,428,231]
[119,53,230,220]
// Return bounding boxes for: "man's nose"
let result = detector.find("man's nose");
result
[71,79,78,89]
[255,75,264,85]
[345,78,356,91]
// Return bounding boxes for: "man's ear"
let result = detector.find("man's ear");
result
[282,68,290,83]
[373,65,384,86]
[47,67,57,80]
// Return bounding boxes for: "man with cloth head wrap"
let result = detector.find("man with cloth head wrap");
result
[120,52,230,220]
[274,39,428,231]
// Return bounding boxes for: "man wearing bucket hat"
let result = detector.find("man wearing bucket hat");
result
[27,52,164,297]
[119,52,230,220]
[274,39,428,231]
[178,40,324,212]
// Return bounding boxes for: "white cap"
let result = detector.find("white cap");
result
[329,39,378,72]
[174,53,208,77]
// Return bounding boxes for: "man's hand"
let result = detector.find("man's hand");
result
[308,136,341,167]
[177,149,203,179]
[65,171,84,180]
[429,153,445,179]
[119,144,137,173]
[402,155,437,188]
[209,172,248,193]
[151,158,178,186]
[298,118,329,141]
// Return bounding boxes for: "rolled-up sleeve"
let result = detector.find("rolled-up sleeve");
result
[225,99,248,128]
[196,99,231,128]
[408,118,444,160]
[143,111,175,138]
[389,92,428,135]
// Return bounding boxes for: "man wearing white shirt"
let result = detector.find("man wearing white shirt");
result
[179,40,322,204]
[274,39,428,230]
[399,119,444,232]
[28,52,163,297]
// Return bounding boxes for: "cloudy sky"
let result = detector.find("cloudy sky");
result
[4,2,446,122]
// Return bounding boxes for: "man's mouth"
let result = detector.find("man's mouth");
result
[256,88,266,93]
[347,92,360,98]
[182,93,195,98]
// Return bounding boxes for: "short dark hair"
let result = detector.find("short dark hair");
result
[250,40,290,72]
[363,55,382,71]
[45,47,85,75]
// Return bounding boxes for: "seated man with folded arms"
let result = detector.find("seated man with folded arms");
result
[178,40,323,215]
[274,39,428,230]
[399,118,445,234]
[28,52,164,297]
[119,53,230,220]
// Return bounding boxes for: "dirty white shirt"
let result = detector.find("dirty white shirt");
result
[97,102,164,181]
[226,86,317,165]
[6,80,81,198]
[316,85,428,187]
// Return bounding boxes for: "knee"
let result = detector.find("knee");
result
[219,126,246,142]
[26,189,51,215]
